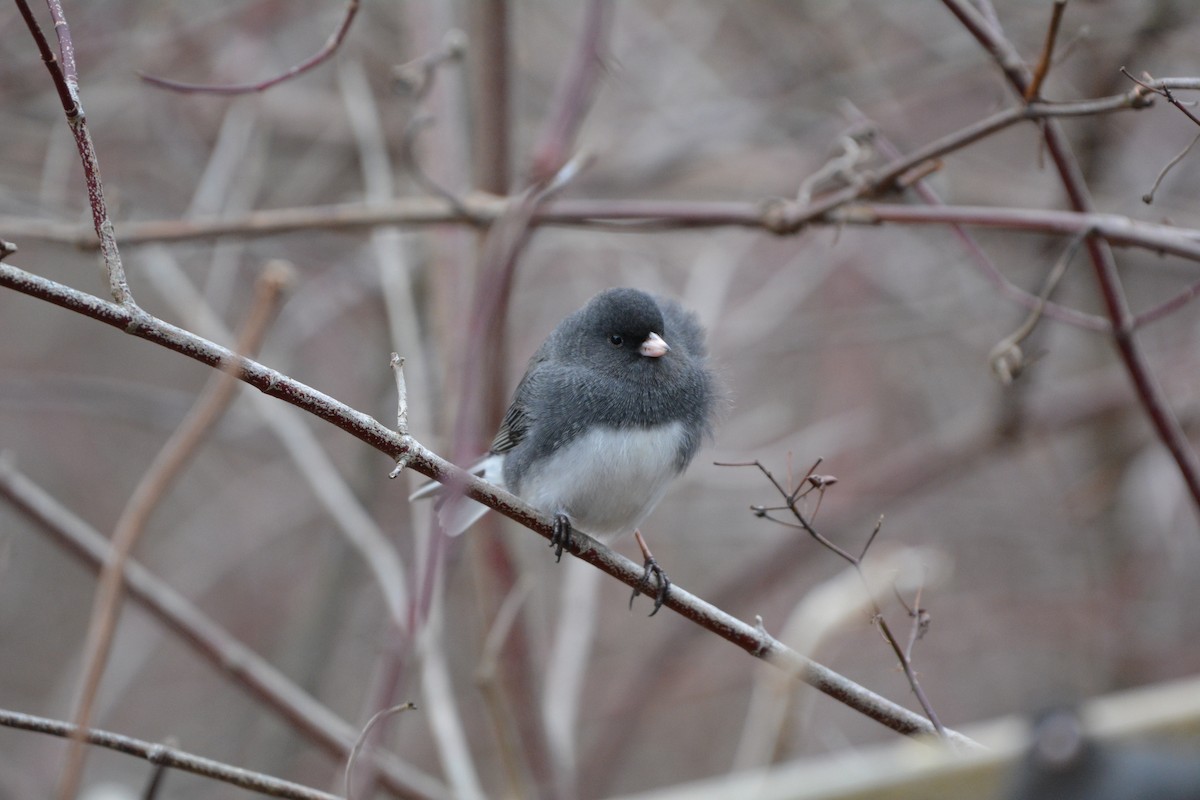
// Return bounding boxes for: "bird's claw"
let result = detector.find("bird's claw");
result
[629,531,671,617]
[630,556,670,616]
[550,513,572,562]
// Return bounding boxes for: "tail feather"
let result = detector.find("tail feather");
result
[409,454,505,536]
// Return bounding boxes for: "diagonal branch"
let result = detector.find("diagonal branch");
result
[0,259,979,748]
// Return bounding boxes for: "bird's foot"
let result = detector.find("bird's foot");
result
[550,513,573,562]
[630,530,671,616]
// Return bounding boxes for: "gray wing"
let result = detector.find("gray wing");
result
[489,341,558,454]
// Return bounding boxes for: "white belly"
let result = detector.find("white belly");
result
[517,422,686,538]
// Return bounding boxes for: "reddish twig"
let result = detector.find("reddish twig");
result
[528,0,612,181]
[1140,130,1200,205]
[1024,0,1068,101]
[140,0,360,94]
[15,0,132,306]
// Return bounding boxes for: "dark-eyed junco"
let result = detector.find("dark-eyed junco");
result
[415,287,717,610]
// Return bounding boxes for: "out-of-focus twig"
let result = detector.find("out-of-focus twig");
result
[344,703,418,800]
[0,459,446,800]
[528,0,612,182]
[475,583,534,800]
[1024,0,1068,101]
[1122,67,1200,129]
[989,231,1087,385]
[140,0,361,94]
[839,100,1106,331]
[59,263,293,800]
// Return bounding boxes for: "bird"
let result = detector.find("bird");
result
[413,287,717,612]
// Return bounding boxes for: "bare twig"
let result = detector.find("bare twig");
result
[1122,67,1200,129]
[989,231,1087,384]
[393,32,474,216]
[0,707,341,800]
[719,460,946,735]
[393,354,409,435]
[389,353,412,476]
[467,3,512,193]
[345,703,418,800]
[59,263,293,800]
[1024,1,1068,101]
[0,259,978,747]
[1141,130,1200,205]
[15,0,132,306]
[474,583,534,800]
[140,0,361,94]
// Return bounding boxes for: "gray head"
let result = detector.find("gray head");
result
[556,287,677,379]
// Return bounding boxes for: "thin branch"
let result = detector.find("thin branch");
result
[1141,129,1200,205]
[345,703,418,800]
[392,354,410,437]
[392,31,472,215]
[0,259,979,748]
[140,0,361,94]
[1122,67,1200,129]
[59,263,293,800]
[11,195,1200,331]
[15,0,75,113]
[1024,0,1068,101]
[474,583,535,800]
[719,461,946,734]
[5,191,1197,269]
[988,231,1087,384]
[15,0,133,305]
[0,707,341,800]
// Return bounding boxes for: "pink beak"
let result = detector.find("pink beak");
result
[639,332,670,358]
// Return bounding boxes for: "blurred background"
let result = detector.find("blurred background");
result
[2,1,1200,798]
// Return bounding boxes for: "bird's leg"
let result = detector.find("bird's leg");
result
[630,529,671,616]
[550,513,573,562]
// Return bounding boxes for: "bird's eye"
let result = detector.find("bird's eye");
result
[609,334,623,346]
